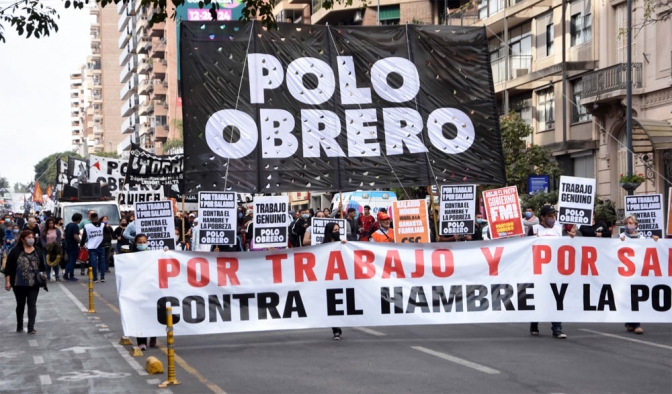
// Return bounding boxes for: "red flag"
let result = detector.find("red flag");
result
[46,184,53,199]
[33,181,44,205]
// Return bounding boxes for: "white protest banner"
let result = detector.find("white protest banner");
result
[392,200,430,243]
[483,186,525,239]
[135,200,176,250]
[89,155,164,210]
[625,194,664,238]
[198,192,237,245]
[439,184,476,236]
[115,238,672,337]
[310,218,346,245]
[253,196,290,248]
[558,176,595,226]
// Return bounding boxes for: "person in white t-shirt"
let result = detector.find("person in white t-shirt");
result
[529,205,574,339]
[619,215,659,335]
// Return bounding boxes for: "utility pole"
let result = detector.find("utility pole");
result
[625,0,634,194]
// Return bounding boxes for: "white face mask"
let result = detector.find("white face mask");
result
[25,238,35,246]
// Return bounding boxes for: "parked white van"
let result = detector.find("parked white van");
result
[330,191,397,218]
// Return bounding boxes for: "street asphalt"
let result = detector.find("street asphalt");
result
[1,269,671,394]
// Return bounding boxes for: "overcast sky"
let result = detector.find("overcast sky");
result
[0,2,91,187]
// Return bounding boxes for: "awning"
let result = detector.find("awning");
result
[633,118,672,151]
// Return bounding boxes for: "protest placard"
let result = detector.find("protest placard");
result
[135,201,176,250]
[558,176,595,225]
[198,192,237,245]
[253,196,290,248]
[392,200,430,243]
[625,194,664,238]
[310,218,346,245]
[483,186,524,239]
[439,184,476,236]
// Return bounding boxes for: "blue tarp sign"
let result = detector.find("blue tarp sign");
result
[528,175,549,195]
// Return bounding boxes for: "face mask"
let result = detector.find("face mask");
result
[4,219,9,224]
[626,224,636,233]
[525,212,532,219]
[476,219,483,224]
[332,232,341,241]
[238,213,243,219]
[301,214,310,219]
[103,222,108,226]
[13,229,19,234]
[545,218,556,227]
[25,238,35,246]
[121,223,127,227]
[136,243,149,251]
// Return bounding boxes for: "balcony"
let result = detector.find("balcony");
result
[138,38,151,55]
[118,9,131,32]
[127,36,137,54]
[92,76,102,86]
[150,37,166,59]
[139,123,154,137]
[155,123,169,142]
[88,61,101,75]
[90,32,100,44]
[117,1,126,14]
[151,81,167,99]
[89,4,99,15]
[119,43,133,66]
[134,0,143,13]
[120,76,139,100]
[153,100,168,116]
[150,22,165,38]
[118,135,133,154]
[91,45,101,58]
[491,55,532,85]
[119,55,138,84]
[136,14,147,34]
[121,94,140,117]
[119,31,131,49]
[581,63,643,100]
[138,100,153,116]
[121,115,140,134]
[138,79,151,95]
[92,103,103,113]
[138,58,152,75]
[93,125,104,136]
[152,58,166,78]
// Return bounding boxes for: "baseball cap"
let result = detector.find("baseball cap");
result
[377,211,390,221]
[539,205,557,216]
[189,213,195,217]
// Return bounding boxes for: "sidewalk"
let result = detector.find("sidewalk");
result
[0,280,172,394]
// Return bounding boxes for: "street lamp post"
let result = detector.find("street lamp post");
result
[625,0,634,195]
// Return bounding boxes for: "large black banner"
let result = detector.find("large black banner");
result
[125,143,183,187]
[180,22,505,193]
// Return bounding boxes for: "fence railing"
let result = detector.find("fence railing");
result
[581,63,643,99]
[491,55,532,84]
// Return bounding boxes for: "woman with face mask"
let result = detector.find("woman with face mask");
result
[4,230,47,334]
[322,222,346,340]
[528,205,574,339]
[619,215,659,334]
[100,216,115,273]
[40,218,62,281]
[302,211,326,246]
[130,234,157,349]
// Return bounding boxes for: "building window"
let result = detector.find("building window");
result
[571,79,592,123]
[545,20,554,56]
[537,88,555,131]
[570,0,592,46]
[479,0,505,20]
[379,5,400,25]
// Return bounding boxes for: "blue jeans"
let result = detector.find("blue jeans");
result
[88,247,106,280]
[65,246,79,278]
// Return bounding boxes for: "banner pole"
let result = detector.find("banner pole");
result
[181,195,186,246]
[87,267,96,314]
[429,185,439,241]
[339,191,342,213]
[159,307,181,388]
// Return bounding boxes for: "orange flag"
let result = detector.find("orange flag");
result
[33,181,44,204]
[46,184,53,199]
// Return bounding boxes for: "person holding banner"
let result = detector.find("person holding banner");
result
[529,205,573,339]
[357,205,375,242]
[619,215,659,335]
[302,211,326,246]
[323,222,346,340]
[130,233,157,350]
[370,212,394,243]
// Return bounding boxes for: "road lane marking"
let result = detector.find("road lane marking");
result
[33,356,44,364]
[579,329,672,350]
[109,339,148,376]
[87,287,226,393]
[411,346,500,375]
[29,340,38,347]
[39,375,52,385]
[58,283,87,312]
[354,327,387,336]
[147,378,162,385]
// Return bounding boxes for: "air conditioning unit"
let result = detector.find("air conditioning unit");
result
[353,10,363,23]
[514,68,529,78]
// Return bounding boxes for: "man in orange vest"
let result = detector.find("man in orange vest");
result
[370,211,394,243]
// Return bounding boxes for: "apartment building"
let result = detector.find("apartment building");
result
[116,1,181,157]
[70,69,85,153]
[271,0,672,220]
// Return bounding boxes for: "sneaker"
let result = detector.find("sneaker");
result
[530,323,539,336]
[69,277,79,282]
[333,333,341,340]
[27,329,36,335]
[16,327,23,333]
[552,330,567,339]
[139,344,147,351]
[101,278,105,283]
[94,280,100,283]
[625,324,635,332]
[55,278,61,282]
[80,269,85,276]
[634,327,644,335]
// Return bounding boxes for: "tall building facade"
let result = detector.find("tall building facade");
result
[271,0,672,220]
[70,68,84,153]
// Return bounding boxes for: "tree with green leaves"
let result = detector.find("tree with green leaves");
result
[34,151,83,184]
[1,0,366,43]
[13,181,28,193]
[92,151,120,159]
[0,175,9,190]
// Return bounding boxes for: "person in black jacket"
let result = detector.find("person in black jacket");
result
[100,216,115,272]
[578,213,612,238]
[3,230,47,334]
